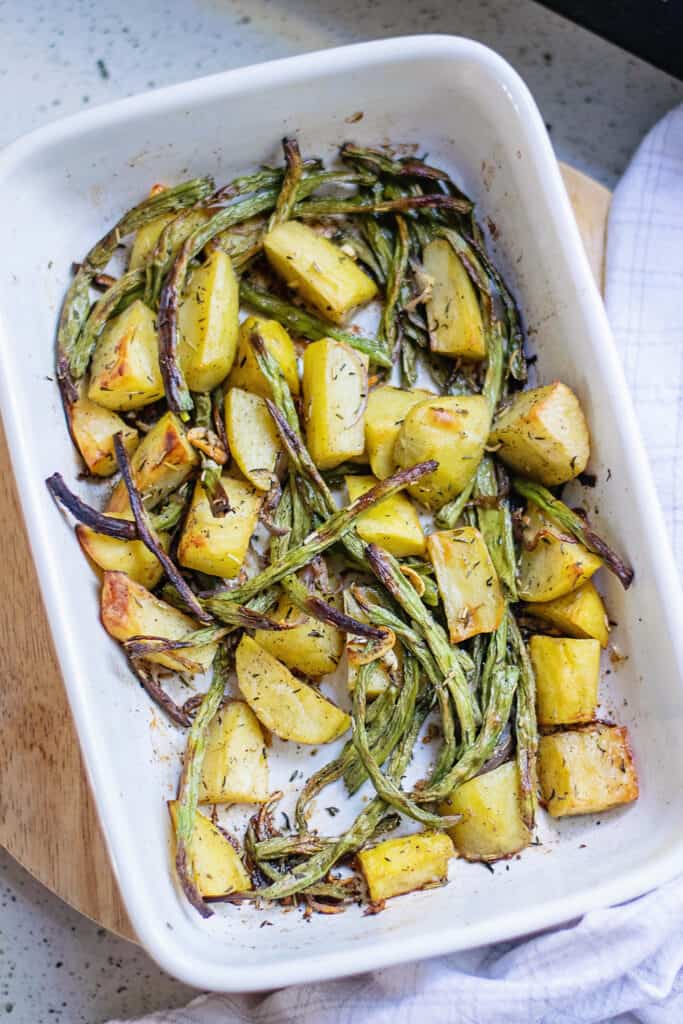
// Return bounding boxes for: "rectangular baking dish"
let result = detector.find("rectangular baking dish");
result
[1,35,682,992]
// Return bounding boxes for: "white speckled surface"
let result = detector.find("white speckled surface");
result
[0,1,681,1021]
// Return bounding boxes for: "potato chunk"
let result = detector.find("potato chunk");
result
[178,476,261,579]
[224,387,282,491]
[252,593,343,678]
[88,299,164,411]
[264,220,377,324]
[236,635,350,744]
[529,636,600,726]
[358,832,454,903]
[393,395,489,510]
[539,724,638,818]
[518,503,602,602]
[302,339,368,470]
[68,398,139,478]
[423,238,486,361]
[77,514,170,589]
[178,250,239,392]
[345,475,425,557]
[199,701,269,804]
[168,802,251,898]
[129,209,208,271]
[107,411,198,513]
[440,761,531,861]
[228,316,300,397]
[100,571,216,674]
[427,527,505,643]
[364,385,433,480]
[490,382,590,486]
[525,581,610,648]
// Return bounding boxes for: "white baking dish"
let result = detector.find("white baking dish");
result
[1,34,682,991]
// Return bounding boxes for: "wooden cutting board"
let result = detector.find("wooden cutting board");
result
[0,163,611,944]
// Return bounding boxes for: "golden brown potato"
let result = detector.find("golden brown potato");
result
[393,395,489,510]
[228,315,300,397]
[489,382,590,486]
[345,475,426,557]
[357,832,454,902]
[364,385,433,480]
[199,701,269,804]
[423,238,486,361]
[539,724,638,818]
[252,593,343,678]
[525,581,610,648]
[236,635,350,744]
[168,801,252,897]
[178,476,261,579]
[440,761,531,861]
[77,515,169,589]
[264,220,377,323]
[302,339,368,470]
[427,527,505,643]
[178,250,239,392]
[107,411,198,513]
[100,571,216,674]
[518,503,602,602]
[128,208,209,271]
[88,299,164,411]
[529,635,600,726]
[224,387,282,491]
[67,398,139,477]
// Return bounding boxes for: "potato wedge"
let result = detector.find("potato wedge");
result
[302,339,368,470]
[365,385,433,480]
[252,593,343,678]
[427,527,505,643]
[490,382,590,486]
[440,761,531,861]
[358,832,454,903]
[518,503,602,602]
[345,475,426,557]
[178,250,239,392]
[539,724,638,818]
[529,635,600,726]
[100,571,216,673]
[525,581,610,648]
[423,238,486,361]
[228,316,300,397]
[68,397,139,477]
[178,476,261,579]
[88,299,164,411]
[224,387,282,491]
[199,701,269,804]
[168,801,251,898]
[107,411,198,513]
[236,635,350,744]
[77,514,170,589]
[264,220,377,324]
[129,209,208,271]
[393,395,489,510]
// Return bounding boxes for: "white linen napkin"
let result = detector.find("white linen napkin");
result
[108,103,683,1024]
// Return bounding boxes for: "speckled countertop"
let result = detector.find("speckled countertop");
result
[1,1,682,1021]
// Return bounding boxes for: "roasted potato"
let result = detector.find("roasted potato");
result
[77,514,170,589]
[529,635,600,726]
[252,592,343,678]
[364,385,433,480]
[100,571,216,674]
[178,476,261,579]
[236,635,350,744]
[539,724,638,817]
[88,299,164,411]
[67,397,139,477]
[489,382,590,486]
[302,339,368,470]
[168,801,252,897]
[427,527,505,643]
[107,411,198,513]
[199,701,269,804]
[357,832,454,902]
[440,761,531,861]
[423,238,486,361]
[178,250,239,392]
[224,387,282,491]
[128,208,208,271]
[393,395,489,510]
[518,503,602,602]
[263,220,377,323]
[525,581,610,648]
[345,475,426,557]
[228,315,300,397]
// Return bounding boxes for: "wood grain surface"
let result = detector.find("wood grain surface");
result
[0,162,610,945]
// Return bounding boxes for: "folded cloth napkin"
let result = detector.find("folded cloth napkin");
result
[108,103,683,1024]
